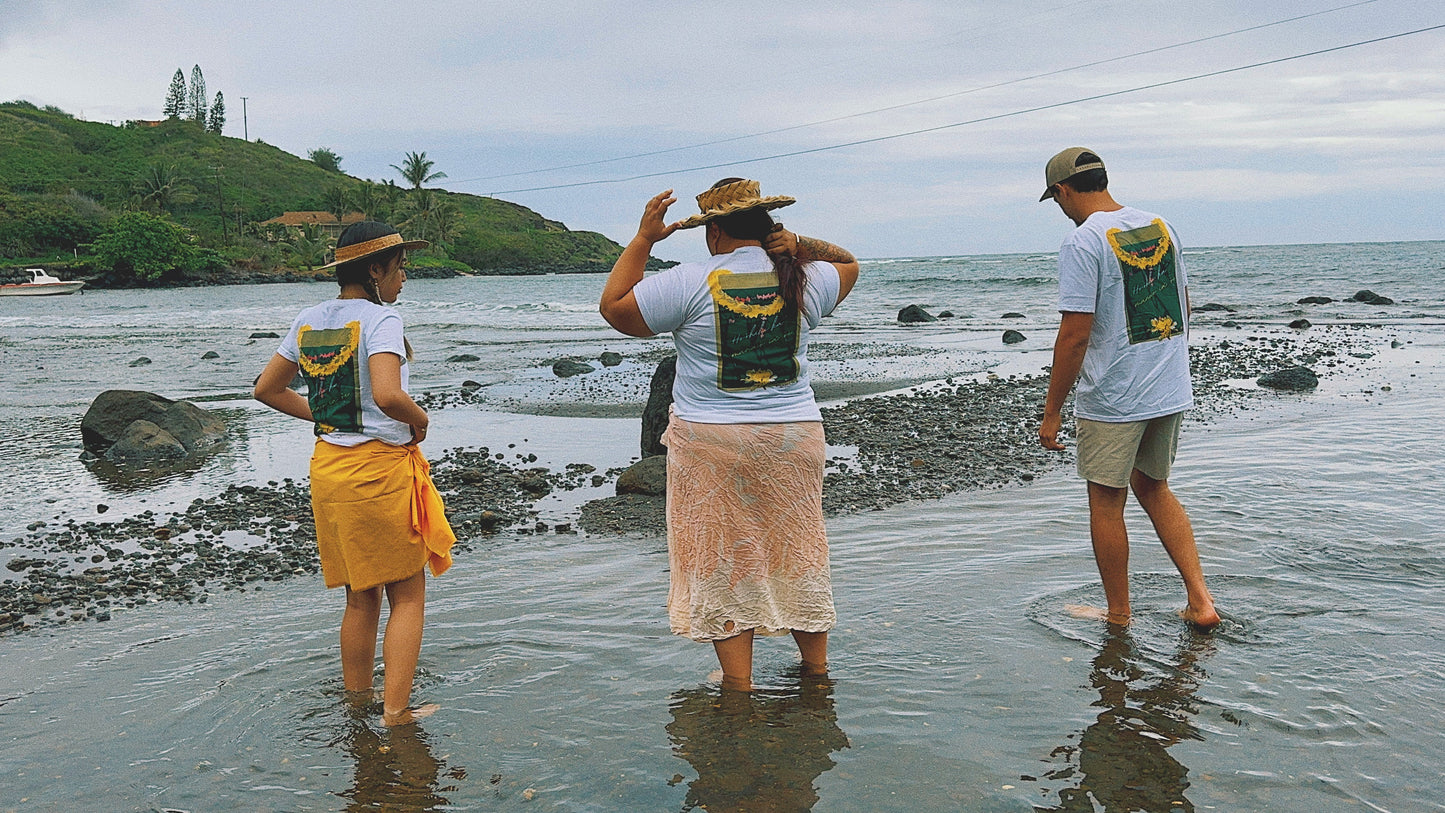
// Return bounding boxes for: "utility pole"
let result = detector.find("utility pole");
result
[241,96,249,141]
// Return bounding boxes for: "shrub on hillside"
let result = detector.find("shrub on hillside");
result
[91,211,194,283]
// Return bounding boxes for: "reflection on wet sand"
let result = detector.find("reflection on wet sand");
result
[667,674,850,812]
[1035,629,1214,812]
[340,718,461,812]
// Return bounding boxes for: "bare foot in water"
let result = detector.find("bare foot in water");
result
[1180,604,1221,631]
[382,703,439,726]
[1066,604,1131,626]
[801,660,829,678]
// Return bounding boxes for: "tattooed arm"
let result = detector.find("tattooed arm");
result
[765,229,861,302]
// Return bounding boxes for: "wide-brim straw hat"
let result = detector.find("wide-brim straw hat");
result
[675,179,796,229]
[317,232,429,270]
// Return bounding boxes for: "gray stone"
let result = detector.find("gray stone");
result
[1002,329,1027,345]
[105,420,188,461]
[1289,318,1312,329]
[936,311,955,318]
[201,351,220,360]
[617,455,667,496]
[1351,289,1394,305]
[129,357,151,367]
[642,356,676,458]
[249,331,280,339]
[1001,312,1025,319]
[897,304,937,324]
[446,353,480,363]
[1297,296,1333,305]
[599,351,624,367]
[552,359,596,377]
[1194,302,1235,313]
[81,390,228,456]
[1257,366,1319,392]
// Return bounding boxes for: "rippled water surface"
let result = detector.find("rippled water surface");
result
[3,242,1443,811]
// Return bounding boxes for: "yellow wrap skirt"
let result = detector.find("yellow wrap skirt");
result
[310,439,455,591]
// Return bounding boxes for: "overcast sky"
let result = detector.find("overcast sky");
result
[2,0,1442,259]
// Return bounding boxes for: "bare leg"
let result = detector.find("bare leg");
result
[380,570,437,725]
[341,586,383,694]
[1086,481,1133,625]
[1130,471,1220,630]
[792,630,829,676]
[713,628,755,692]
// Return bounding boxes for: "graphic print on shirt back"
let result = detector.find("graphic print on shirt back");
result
[1107,219,1184,345]
[707,268,800,392]
[297,321,363,435]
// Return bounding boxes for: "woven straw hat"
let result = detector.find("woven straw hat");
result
[317,230,429,270]
[675,179,796,230]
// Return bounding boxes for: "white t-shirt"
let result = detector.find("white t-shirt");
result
[1057,206,1193,422]
[633,246,841,424]
[277,299,412,446]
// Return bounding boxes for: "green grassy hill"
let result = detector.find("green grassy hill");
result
[0,100,630,281]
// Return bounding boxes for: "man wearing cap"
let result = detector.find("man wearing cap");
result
[1037,148,1219,629]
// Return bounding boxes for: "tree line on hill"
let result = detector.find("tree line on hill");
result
[164,65,225,135]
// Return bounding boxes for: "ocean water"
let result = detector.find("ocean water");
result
[1,241,1443,811]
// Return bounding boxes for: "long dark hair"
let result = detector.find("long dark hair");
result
[333,220,413,360]
[709,178,807,313]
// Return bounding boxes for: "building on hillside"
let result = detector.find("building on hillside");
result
[258,211,366,239]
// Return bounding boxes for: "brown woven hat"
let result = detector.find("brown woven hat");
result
[675,179,796,230]
[317,231,429,270]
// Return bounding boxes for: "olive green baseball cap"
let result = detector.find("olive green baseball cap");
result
[1040,147,1105,201]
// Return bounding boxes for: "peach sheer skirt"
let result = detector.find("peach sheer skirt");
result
[663,414,835,642]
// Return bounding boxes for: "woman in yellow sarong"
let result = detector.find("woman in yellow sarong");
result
[254,220,454,726]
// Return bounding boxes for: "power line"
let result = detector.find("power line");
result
[447,0,1379,186]
[480,21,1445,197]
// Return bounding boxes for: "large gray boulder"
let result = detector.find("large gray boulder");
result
[81,390,227,460]
[897,304,937,324]
[641,355,676,458]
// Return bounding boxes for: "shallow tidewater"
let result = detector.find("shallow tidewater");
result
[2,242,1443,811]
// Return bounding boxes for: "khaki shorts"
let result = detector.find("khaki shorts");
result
[1076,412,1184,488]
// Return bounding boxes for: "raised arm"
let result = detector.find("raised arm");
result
[764,229,860,303]
[600,189,679,337]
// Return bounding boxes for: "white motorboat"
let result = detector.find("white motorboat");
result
[0,268,86,296]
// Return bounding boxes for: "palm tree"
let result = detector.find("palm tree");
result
[132,163,196,214]
[351,182,384,221]
[281,224,334,271]
[399,189,461,256]
[390,151,447,190]
[321,185,351,222]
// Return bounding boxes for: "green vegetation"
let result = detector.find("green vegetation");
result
[0,100,629,286]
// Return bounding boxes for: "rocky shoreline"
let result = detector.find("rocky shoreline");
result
[0,325,1387,635]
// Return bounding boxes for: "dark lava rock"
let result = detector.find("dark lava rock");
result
[578,494,666,537]
[1002,329,1027,345]
[1194,303,1235,313]
[250,331,280,339]
[617,455,667,496]
[81,390,227,457]
[1002,312,1025,319]
[1298,296,1334,305]
[129,357,151,367]
[201,351,221,360]
[460,379,482,391]
[1257,366,1319,391]
[897,305,937,324]
[599,351,624,367]
[642,356,676,458]
[552,359,596,378]
[1351,290,1394,305]
[937,311,955,318]
[446,354,481,363]
[106,420,188,461]
[1221,320,1240,328]
[1289,319,1312,329]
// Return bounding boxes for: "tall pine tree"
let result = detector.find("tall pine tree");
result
[163,69,187,119]
[208,92,226,134]
[188,65,207,124]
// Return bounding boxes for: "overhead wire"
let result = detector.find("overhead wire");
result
[479,21,1445,197]
[446,0,1380,186]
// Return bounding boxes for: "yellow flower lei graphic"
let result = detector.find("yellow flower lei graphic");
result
[1106,218,1171,269]
[707,268,785,318]
[1150,315,1178,339]
[297,320,361,378]
[743,369,775,386]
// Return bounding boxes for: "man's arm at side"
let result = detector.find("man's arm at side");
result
[1040,310,1093,450]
